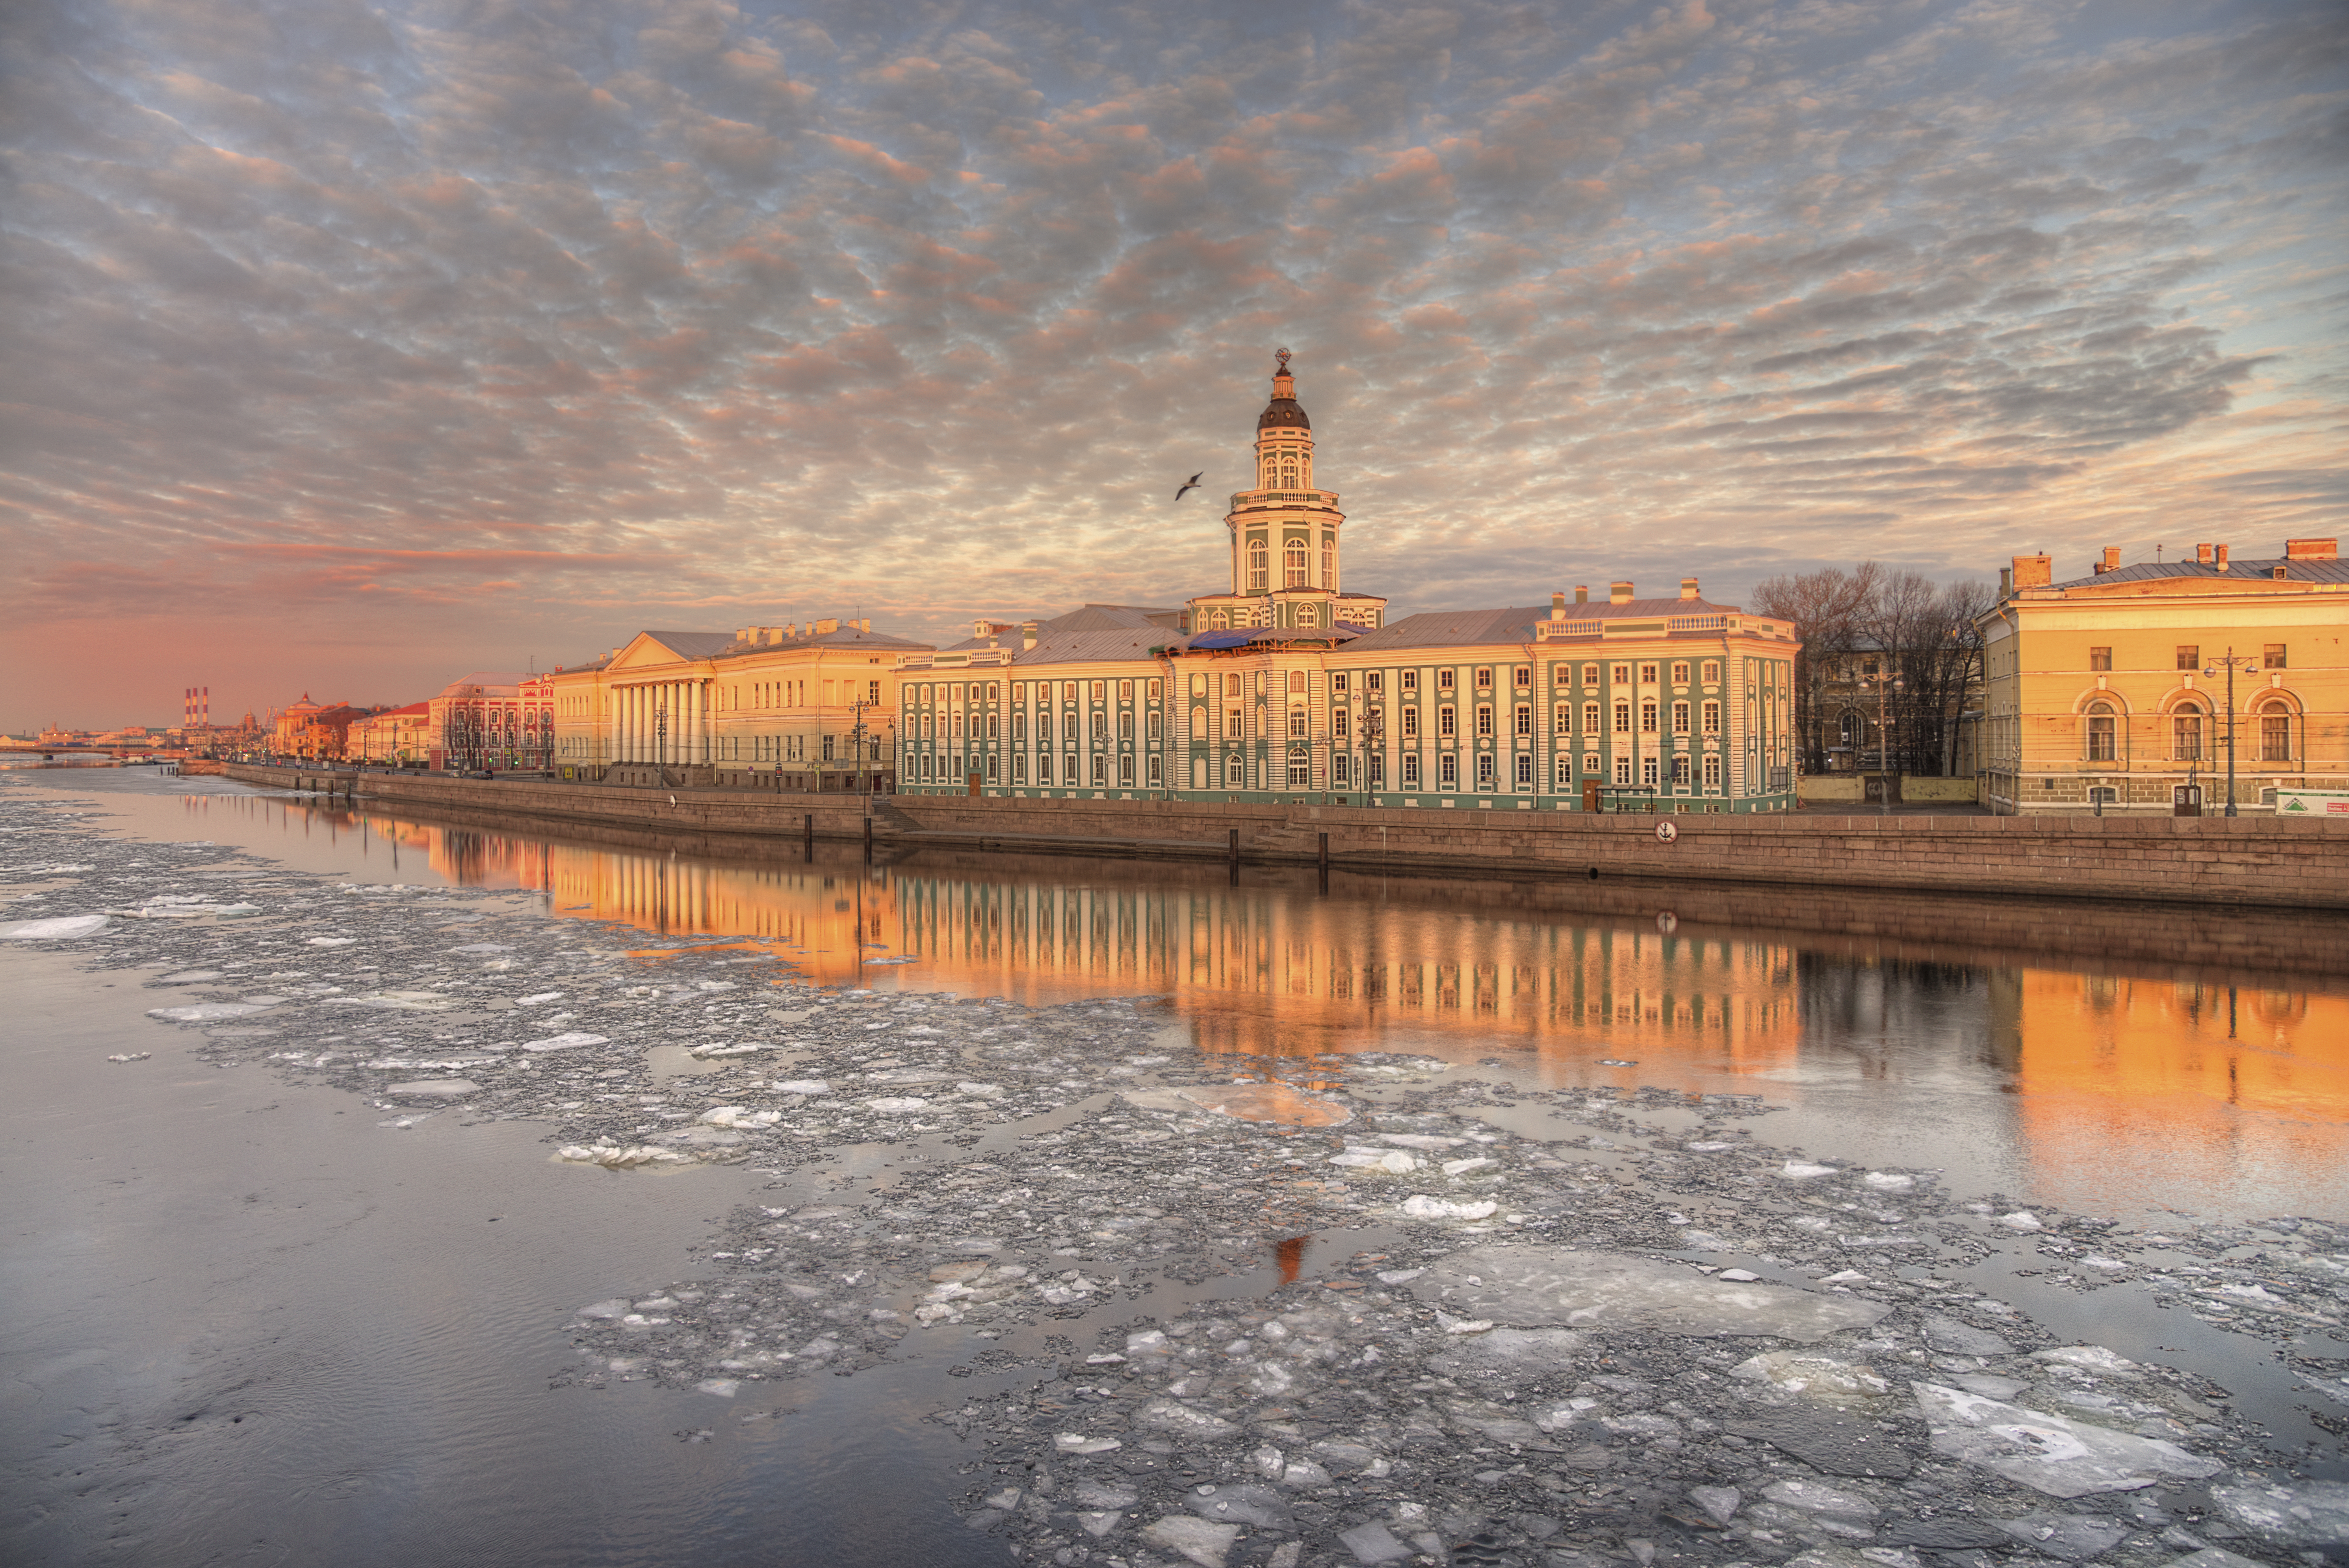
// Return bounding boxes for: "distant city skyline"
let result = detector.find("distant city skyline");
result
[7,0,2342,729]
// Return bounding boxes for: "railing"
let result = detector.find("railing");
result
[1535,620,1603,639]
[1668,615,1728,632]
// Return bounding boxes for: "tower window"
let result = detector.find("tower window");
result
[1322,541,1334,586]
[1285,543,1307,587]
[1248,542,1268,591]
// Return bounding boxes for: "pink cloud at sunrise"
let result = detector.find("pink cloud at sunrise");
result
[3,0,2342,727]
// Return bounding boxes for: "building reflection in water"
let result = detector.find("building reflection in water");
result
[1995,970,2349,1215]
[312,806,2348,1215]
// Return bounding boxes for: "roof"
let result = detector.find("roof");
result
[2044,557,2349,590]
[1347,598,1746,651]
[1034,604,1181,633]
[933,627,1166,667]
[721,625,933,655]
[1185,626,1363,650]
[1259,394,1309,432]
[437,671,526,696]
[640,631,737,659]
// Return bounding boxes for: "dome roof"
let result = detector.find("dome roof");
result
[1257,397,1309,431]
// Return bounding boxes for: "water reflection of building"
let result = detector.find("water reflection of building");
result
[344,807,1803,1070]
[1994,969,2349,1212]
[887,874,1803,1068]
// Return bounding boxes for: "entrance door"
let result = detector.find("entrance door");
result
[2173,785,2202,817]
[967,772,981,798]
[1582,779,1601,813]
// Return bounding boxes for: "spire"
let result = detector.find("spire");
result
[1258,346,1309,431]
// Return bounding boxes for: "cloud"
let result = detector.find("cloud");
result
[3,0,2343,727]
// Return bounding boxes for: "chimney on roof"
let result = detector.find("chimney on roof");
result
[735,626,752,643]
[1610,581,1634,604]
[2097,546,2121,574]
[2214,544,2230,571]
[1575,585,1588,604]
[815,618,839,635]
[1680,577,1700,600]
[2011,553,2052,590]
[1021,620,1039,652]
[2195,542,2214,564]
[860,618,871,633]
[1552,591,1566,618]
[2285,537,2338,559]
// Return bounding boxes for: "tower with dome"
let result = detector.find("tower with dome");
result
[1183,350,1387,638]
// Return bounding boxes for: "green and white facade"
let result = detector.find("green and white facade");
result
[897,357,1799,812]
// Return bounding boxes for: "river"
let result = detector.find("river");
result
[4,765,2343,1566]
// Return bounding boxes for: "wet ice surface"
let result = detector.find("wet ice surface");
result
[4,774,2345,1568]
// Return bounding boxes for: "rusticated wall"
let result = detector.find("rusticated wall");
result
[224,766,2349,911]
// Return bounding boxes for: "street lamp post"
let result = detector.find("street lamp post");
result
[1362,702,1383,803]
[655,702,669,787]
[1859,672,1903,814]
[849,700,873,819]
[2201,648,2261,817]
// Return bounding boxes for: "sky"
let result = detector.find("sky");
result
[4,0,2343,729]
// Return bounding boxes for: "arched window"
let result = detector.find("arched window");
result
[1284,543,1307,587]
[1225,753,1245,785]
[1287,670,1307,694]
[2086,701,2116,761]
[1247,542,1268,591]
[1296,602,1317,627]
[2260,700,2292,762]
[2172,701,2204,761]
[1211,609,1229,630]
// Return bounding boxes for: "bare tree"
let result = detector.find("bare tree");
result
[1863,573,1994,776]
[1752,562,1880,772]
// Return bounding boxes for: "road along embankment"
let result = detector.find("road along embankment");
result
[225,766,2349,911]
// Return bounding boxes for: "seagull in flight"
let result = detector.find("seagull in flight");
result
[1173,472,1204,501]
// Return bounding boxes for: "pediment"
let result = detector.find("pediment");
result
[608,631,728,671]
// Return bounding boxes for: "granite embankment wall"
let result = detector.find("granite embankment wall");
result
[226,766,2349,910]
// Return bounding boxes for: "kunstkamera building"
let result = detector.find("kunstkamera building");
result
[895,354,1801,813]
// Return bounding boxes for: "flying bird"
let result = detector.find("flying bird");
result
[1173,472,1203,501]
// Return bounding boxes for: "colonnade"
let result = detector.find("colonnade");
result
[613,680,709,766]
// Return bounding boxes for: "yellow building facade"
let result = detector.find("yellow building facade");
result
[1978,539,2346,814]
[548,620,932,789]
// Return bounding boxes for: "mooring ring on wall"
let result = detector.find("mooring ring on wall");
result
[1654,818,1679,844]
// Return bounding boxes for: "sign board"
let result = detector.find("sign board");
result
[2275,790,2349,817]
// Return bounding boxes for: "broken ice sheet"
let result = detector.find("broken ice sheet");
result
[522,1032,607,1052]
[1911,1381,2220,1496]
[148,1000,277,1021]
[1414,1248,1891,1340]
